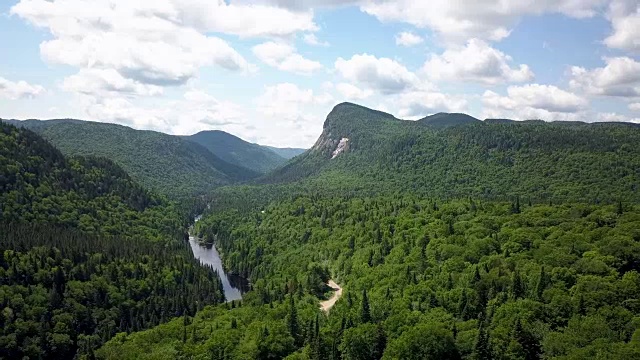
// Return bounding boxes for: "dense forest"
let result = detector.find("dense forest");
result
[264,103,640,204]
[184,131,287,174]
[4,102,640,359]
[3,119,259,199]
[101,196,640,359]
[0,123,225,359]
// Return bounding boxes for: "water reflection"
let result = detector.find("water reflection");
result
[188,216,249,302]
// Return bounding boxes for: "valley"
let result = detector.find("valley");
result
[2,103,640,360]
[188,215,249,302]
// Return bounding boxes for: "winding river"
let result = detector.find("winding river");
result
[188,215,249,302]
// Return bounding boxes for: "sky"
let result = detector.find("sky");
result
[1,0,639,148]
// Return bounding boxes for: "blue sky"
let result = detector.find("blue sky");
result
[1,0,639,147]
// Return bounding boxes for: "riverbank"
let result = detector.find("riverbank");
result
[188,215,247,302]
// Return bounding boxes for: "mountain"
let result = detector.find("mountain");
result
[2,119,259,199]
[0,122,226,358]
[184,130,286,173]
[418,112,480,128]
[263,102,640,203]
[263,145,307,159]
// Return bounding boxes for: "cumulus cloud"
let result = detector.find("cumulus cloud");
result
[396,90,468,118]
[335,83,373,100]
[335,54,424,94]
[395,32,424,47]
[483,84,587,114]
[479,84,609,123]
[422,39,534,84]
[257,83,329,116]
[79,89,247,135]
[253,42,323,75]
[256,83,331,146]
[570,57,640,97]
[604,0,640,52]
[63,69,164,97]
[630,103,640,111]
[303,34,330,47]
[0,77,45,99]
[361,0,609,43]
[11,0,256,90]
[12,0,339,105]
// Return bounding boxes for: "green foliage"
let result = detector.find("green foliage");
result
[185,131,287,173]
[0,123,225,358]
[100,194,640,359]
[263,103,640,204]
[418,112,480,128]
[4,120,258,199]
[263,146,307,160]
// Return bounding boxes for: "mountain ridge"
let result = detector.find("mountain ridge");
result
[183,130,287,173]
[261,102,640,203]
[1,118,259,198]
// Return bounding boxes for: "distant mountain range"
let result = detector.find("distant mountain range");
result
[183,130,289,174]
[5,103,639,202]
[1,119,305,199]
[262,102,640,203]
[262,146,306,159]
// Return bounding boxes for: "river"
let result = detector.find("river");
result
[188,215,249,302]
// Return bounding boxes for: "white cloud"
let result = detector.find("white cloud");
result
[480,84,602,122]
[335,83,373,100]
[594,111,640,123]
[422,39,534,84]
[0,77,45,99]
[63,69,163,97]
[630,103,640,111]
[483,84,587,114]
[335,54,424,94]
[12,0,310,97]
[604,0,640,52]
[303,33,330,46]
[257,83,316,115]
[570,57,640,97]
[79,89,247,135]
[178,0,317,37]
[253,41,323,75]
[395,32,424,47]
[360,0,609,43]
[396,90,468,118]
[255,83,330,147]
[13,0,317,39]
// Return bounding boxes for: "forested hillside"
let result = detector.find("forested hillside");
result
[99,196,640,359]
[264,103,640,204]
[5,101,640,360]
[96,103,640,360]
[0,123,225,359]
[264,146,307,160]
[3,119,258,199]
[185,130,286,173]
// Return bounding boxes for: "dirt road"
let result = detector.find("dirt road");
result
[319,280,342,312]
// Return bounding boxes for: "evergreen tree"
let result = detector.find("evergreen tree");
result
[474,313,491,360]
[511,269,524,300]
[287,295,301,346]
[535,266,548,300]
[512,318,541,360]
[361,289,372,323]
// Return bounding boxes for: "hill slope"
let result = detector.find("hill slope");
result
[263,102,640,203]
[418,112,481,128]
[0,122,227,359]
[184,130,286,173]
[263,145,307,159]
[2,119,259,198]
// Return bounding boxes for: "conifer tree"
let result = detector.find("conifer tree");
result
[361,289,371,323]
